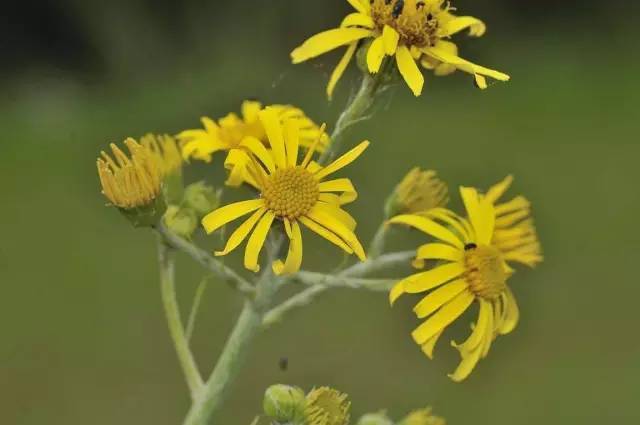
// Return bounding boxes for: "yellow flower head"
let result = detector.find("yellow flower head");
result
[388,180,541,381]
[399,407,445,425]
[140,133,183,177]
[305,387,351,425]
[201,107,368,275]
[387,167,448,216]
[291,0,509,97]
[97,138,163,209]
[177,100,329,165]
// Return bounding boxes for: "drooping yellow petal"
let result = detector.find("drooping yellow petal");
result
[452,298,491,355]
[299,216,354,254]
[259,108,287,168]
[403,263,465,294]
[340,12,374,29]
[328,42,358,100]
[314,141,369,181]
[273,220,303,275]
[215,208,266,256]
[413,279,469,318]
[388,214,464,249]
[443,16,486,37]
[367,36,386,73]
[202,199,264,234]
[498,287,519,334]
[424,46,510,82]
[416,243,464,263]
[412,290,474,344]
[306,205,366,261]
[244,211,276,272]
[396,45,424,96]
[224,149,260,188]
[318,178,358,204]
[291,28,374,64]
[382,25,400,55]
[421,330,444,359]
[240,136,276,174]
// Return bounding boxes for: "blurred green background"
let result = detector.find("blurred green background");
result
[1,1,638,424]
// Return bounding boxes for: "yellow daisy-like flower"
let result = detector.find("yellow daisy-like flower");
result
[140,133,182,177]
[291,0,510,97]
[389,181,541,381]
[97,138,163,209]
[387,167,448,216]
[201,107,368,275]
[177,100,329,165]
[305,387,351,425]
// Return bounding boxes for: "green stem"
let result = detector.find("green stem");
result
[319,73,382,164]
[157,238,204,398]
[186,276,211,342]
[368,223,389,259]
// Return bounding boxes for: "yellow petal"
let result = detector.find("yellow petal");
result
[241,100,262,122]
[328,42,358,100]
[412,290,474,344]
[452,298,491,355]
[485,175,514,204]
[314,141,369,181]
[499,287,519,334]
[299,216,354,254]
[215,208,266,256]
[387,214,464,249]
[416,243,464,263]
[273,220,304,275]
[202,199,264,234]
[314,202,357,231]
[240,136,276,173]
[421,330,444,359]
[396,45,424,96]
[318,178,358,204]
[443,16,486,37]
[244,211,276,272]
[284,119,300,167]
[414,279,469,318]
[448,339,483,383]
[306,205,366,261]
[340,12,374,29]
[424,46,510,82]
[346,0,370,14]
[367,36,386,73]
[259,108,287,168]
[291,28,374,63]
[382,25,399,55]
[424,208,471,243]
[403,262,465,294]
[459,187,495,245]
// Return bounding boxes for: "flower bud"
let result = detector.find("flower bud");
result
[183,182,221,218]
[385,168,448,217]
[163,205,198,240]
[356,411,394,425]
[263,384,306,424]
[398,408,445,425]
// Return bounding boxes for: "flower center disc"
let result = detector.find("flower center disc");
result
[371,0,442,47]
[262,167,319,219]
[464,244,507,300]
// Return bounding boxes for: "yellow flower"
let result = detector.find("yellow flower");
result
[201,107,368,275]
[177,100,329,165]
[399,407,445,425]
[291,0,509,97]
[305,387,351,425]
[387,167,448,216]
[140,133,183,177]
[388,182,540,381]
[97,138,163,209]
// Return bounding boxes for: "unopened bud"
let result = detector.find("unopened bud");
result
[183,182,221,218]
[163,205,198,240]
[263,384,306,424]
[356,411,394,425]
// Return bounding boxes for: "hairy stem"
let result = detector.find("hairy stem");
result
[368,223,389,259]
[157,238,204,398]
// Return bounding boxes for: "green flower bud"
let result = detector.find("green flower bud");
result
[183,181,220,218]
[263,384,306,424]
[398,408,445,425]
[356,411,394,425]
[163,205,198,239]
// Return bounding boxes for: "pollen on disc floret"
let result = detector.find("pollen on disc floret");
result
[262,166,319,220]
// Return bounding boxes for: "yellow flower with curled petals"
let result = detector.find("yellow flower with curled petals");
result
[388,181,541,381]
[177,100,329,165]
[291,0,509,97]
[201,107,368,275]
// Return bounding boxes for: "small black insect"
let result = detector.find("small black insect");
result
[279,357,289,371]
[464,243,478,251]
[392,0,405,18]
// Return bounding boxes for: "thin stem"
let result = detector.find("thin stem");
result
[157,238,204,398]
[262,251,414,326]
[186,275,211,342]
[319,73,381,165]
[368,222,389,259]
[156,223,255,296]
